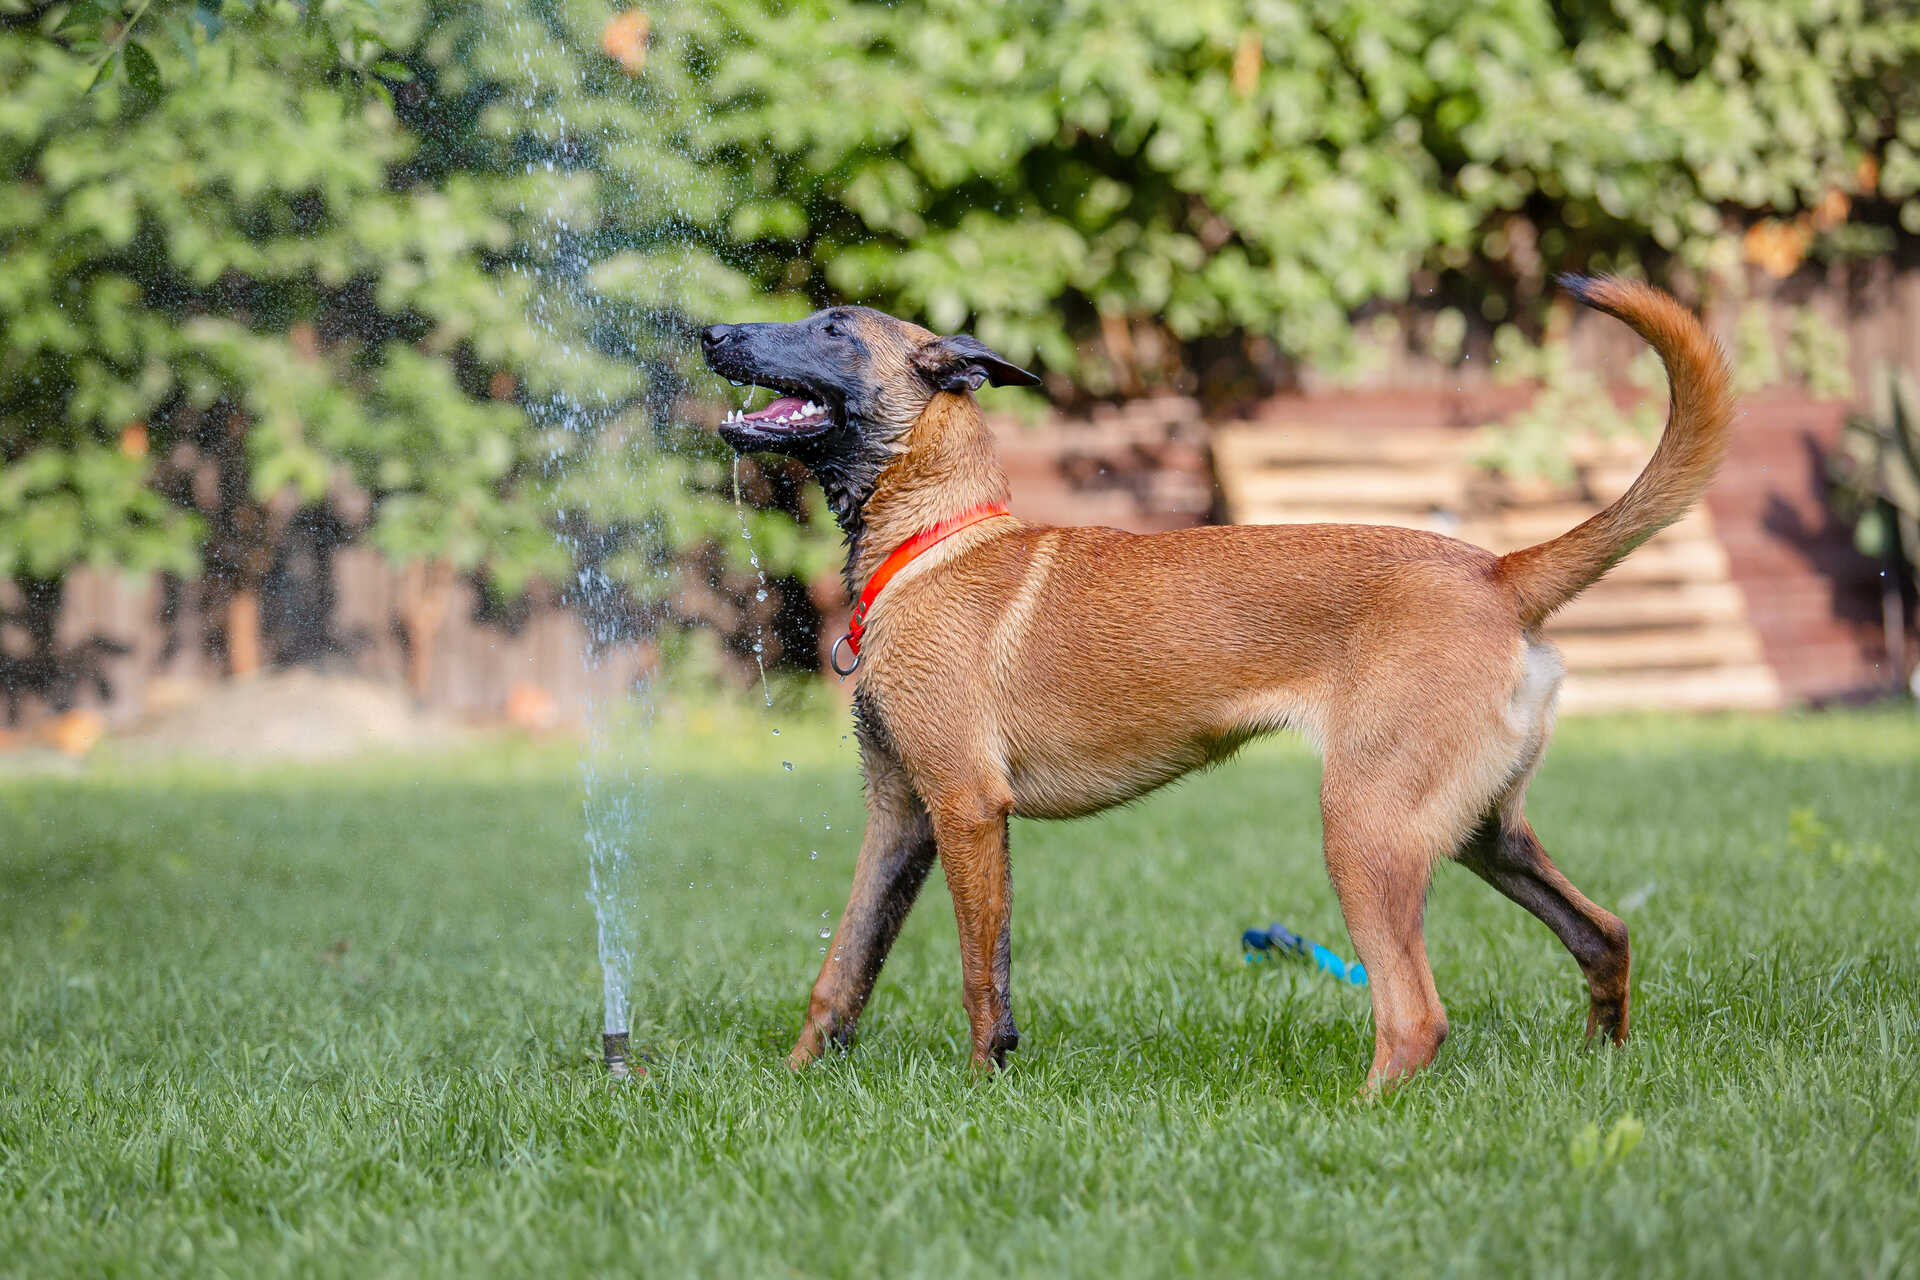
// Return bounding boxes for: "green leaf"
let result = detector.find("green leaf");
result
[60,1,109,36]
[124,40,161,96]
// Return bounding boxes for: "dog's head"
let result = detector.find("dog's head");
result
[700,306,1038,524]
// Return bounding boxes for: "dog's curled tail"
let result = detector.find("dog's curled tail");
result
[1495,275,1735,628]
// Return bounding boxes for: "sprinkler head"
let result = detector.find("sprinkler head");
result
[603,1030,638,1083]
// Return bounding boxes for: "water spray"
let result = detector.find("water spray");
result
[583,758,641,1084]
[508,6,772,1081]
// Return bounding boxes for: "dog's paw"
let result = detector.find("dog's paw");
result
[787,1009,857,1070]
[968,1016,1019,1073]
[1584,993,1630,1046]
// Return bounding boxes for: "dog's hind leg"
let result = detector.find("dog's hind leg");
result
[788,753,937,1070]
[1320,768,1454,1093]
[927,784,1019,1070]
[1461,815,1631,1045]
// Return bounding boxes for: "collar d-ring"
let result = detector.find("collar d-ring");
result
[829,632,860,677]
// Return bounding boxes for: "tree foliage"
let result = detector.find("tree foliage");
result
[8,0,401,96]
[607,0,1918,389]
[1,2,587,674]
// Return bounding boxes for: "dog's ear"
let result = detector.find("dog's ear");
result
[912,335,1042,393]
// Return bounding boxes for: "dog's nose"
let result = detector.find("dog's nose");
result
[700,324,735,352]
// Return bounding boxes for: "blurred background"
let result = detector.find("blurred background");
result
[4,0,1919,760]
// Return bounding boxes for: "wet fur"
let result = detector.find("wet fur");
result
[702,277,1733,1090]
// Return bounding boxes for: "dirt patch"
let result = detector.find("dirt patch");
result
[114,670,472,762]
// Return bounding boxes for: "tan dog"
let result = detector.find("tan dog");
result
[701,276,1732,1090]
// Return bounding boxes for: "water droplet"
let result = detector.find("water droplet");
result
[809,850,819,861]
[819,928,832,939]
[782,761,794,772]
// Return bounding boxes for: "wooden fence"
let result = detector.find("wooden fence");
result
[4,547,644,728]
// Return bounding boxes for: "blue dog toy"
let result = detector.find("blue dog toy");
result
[1242,922,1368,987]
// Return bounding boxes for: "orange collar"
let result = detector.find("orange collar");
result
[832,504,1010,675]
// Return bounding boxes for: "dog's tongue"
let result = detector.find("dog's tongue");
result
[745,396,809,422]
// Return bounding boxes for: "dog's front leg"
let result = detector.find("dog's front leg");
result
[788,752,936,1070]
[928,786,1018,1070]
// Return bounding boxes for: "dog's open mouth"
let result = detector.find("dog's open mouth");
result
[723,395,830,433]
[718,393,834,450]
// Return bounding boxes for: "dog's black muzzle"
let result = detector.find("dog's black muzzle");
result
[700,322,844,453]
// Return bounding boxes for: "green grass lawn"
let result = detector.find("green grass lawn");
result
[2,706,1917,1277]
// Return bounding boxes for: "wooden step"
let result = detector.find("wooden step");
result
[1237,506,1717,552]
[1588,462,1650,499]
[1552,580,1749,631]
[1214,427,1658,472]
[1204,513,1724,585]
[1459,507,1716,549]
[1213,428,1465,468]
[1237,507,1463,530]
[1574,537,1730,584]
[1226,467,1467,509]
[1559,664,1784,714]
[1549,626,1766,672]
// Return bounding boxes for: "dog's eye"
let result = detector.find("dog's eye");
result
[823,320,844,337]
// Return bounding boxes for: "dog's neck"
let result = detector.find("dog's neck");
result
[843,391,1011,595]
